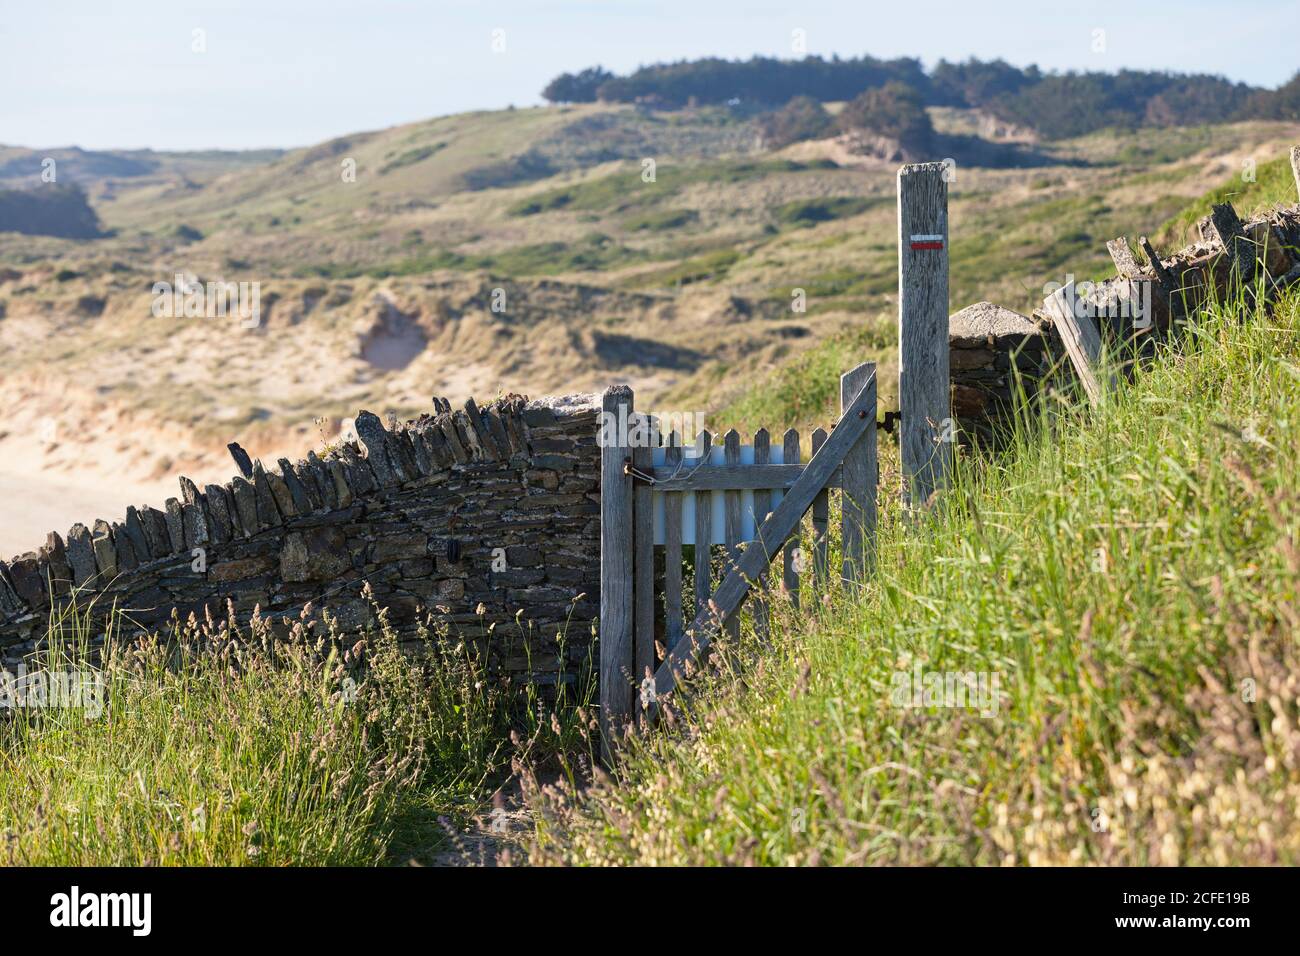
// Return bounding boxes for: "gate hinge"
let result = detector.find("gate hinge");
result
[623,457,656,484]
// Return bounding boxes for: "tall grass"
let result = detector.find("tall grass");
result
[0,587,595,865]
[530,285,1300,865]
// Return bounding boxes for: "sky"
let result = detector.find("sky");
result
[2,0,1297,152]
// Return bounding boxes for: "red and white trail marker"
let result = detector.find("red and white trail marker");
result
[909,233,944,250]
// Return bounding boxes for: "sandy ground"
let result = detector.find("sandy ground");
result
[0,376,295,558]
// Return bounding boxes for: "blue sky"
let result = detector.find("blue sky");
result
[3,0,1296,151]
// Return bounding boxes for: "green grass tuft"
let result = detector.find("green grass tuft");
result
[532,286,1300,865]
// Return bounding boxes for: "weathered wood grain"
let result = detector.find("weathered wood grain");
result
[1107,237,1142,279]
[1291,146,1300,203]
[897,162,951,506]
[723,428,741,641]
[632,429,655,713]
[810,427,829,589]
[751,428,771,642]
[650,463,843,492]
[782,429,801,609]
[599,385,635,761]
[1042,281,1110,406]
[663,435,684,652]
[1205,202,1255,284]
[840,363,877,584]
[693,430,713,620]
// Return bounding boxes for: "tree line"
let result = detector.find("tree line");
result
[541,55,1300,140]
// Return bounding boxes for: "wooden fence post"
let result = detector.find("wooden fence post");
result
[1290,146,1300,202]
[840,362,877,584]
[599,385,634,762]
[897,162,951,507]
[1042,280,1112,406]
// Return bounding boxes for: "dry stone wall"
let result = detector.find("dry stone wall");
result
[949,203,1300,438]
[0,393,603,693]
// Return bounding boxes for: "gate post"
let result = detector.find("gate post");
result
[897,162,951,507]
[599,385,635,763]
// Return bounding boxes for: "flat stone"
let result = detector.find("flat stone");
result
[92,519,118,577]
[141,506,171,558]
[266,470,296,518]
[7,553,46,608]
[280,527,352,583]
[230,477,259,537]
[113,522,138,571]
[181,502,209,550]
[42,531,72,596]
[252,461,283,527]
[208,554,277,584]
[306,452,337,509]
[202,487,233,545]
[354,410,397,486]
[293,461,324,510]
[66,523,97,586]
[439,418,470,464]
[371,532,428,563]
[164,499,185,552]
[278,458,314,514]
[178,475,202,507]
[328,459,353,508]
[949,301,1044,349]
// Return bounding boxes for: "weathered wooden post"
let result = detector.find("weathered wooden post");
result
[1290,145,1300,202]
[897,162,951,506]
[599,385,635,762]
[1042,280,1111,405]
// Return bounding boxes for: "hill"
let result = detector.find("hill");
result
[1,100,1298,555]
[530,278,1300,866]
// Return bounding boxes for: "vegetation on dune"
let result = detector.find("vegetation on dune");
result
[0,590,596,865]
[757,96,835,149]
[530,285,1300,865]
[542,55,1293,140]
[838,82,935,153]
[1157,154,1300,246]
[508,157,835,218]
[712,318,896,432]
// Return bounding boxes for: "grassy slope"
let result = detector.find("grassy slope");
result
[536,285,1300,866]
[708,133,1300,435]
[533,164,1300,865]
[0,602,594,865]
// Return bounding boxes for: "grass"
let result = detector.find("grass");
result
[714,319,897,432]
[529,283,1300,865]
[1156,155,1298,247]
[508,158,835,217]
[771,196,886,229]
[0,588,596,865]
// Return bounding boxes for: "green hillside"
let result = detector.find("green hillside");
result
[1,100,1297,528]
[532,282,1300,866]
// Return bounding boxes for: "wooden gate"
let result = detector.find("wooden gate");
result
[599,362,879,755]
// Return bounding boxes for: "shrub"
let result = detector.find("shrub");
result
[758,96,835,148]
